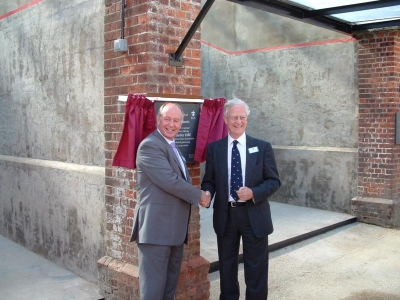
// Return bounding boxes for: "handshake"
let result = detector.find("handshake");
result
[199,190,211,208]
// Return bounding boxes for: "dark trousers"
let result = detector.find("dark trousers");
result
[217,206,269,300]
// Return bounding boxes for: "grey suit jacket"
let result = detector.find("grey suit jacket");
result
[201,134,281,238]
[130,130,202,245]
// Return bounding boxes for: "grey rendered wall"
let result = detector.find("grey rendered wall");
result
[201,1,358,213]
[0,0,105,281]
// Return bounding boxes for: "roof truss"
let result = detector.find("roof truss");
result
[226,0,400,33]
[169,0,400,65]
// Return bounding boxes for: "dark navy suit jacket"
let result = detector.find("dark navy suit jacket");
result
[201,134,281,238]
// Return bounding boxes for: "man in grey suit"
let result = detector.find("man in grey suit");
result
[202,98,281,299]
[130,102,210,300]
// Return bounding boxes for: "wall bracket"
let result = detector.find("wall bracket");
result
[169,0,215,67]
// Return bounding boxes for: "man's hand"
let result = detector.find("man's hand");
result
[199,190,211,207]
[236,186,253,201]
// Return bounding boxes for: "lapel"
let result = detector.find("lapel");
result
[245,135,257,186]
[216,137,229,191]
[176,147,189,180]
[153,130,187,179]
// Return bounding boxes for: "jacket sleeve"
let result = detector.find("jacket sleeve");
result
[201,143,216,207]
[137,140,202,205]
[251,142,281,204]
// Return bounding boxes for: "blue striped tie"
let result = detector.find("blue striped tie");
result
[230,140,243,201]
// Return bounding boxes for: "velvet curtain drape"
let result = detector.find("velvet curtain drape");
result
[112,95,227,167]
[194,98,228,163]
[112,94,156,169]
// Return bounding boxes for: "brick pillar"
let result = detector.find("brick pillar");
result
[98,0,210,299]
[352,29,400,228]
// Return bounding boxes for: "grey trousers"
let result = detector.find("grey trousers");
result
[137,243,184,300]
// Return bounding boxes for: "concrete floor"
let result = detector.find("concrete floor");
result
[200,201,357,271]
[0,234,102,300]
[209,221,400,300]
[206,203,400,299]
[1,201,400,299]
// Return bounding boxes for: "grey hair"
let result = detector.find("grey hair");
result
[157,102,184,120]
[224,97,250,116]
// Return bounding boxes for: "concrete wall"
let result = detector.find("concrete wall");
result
[201,0,358,213]
[0,0,31,14]
[0,0,360,284]
[0,0,105,281]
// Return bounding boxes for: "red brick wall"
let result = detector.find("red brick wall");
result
[104,0,202,98]
[355,30,400,200]
[104,0,202,261]
[100,0,210,298]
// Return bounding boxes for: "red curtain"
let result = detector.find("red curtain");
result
[194,98,228,163]
[112,94,156,169]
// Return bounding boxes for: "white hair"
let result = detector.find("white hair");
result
[224,97,250,116]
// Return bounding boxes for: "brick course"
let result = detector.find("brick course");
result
[351,196,398,228]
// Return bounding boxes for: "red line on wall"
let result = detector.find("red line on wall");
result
[0,0,43,21]
[201,37,356,55]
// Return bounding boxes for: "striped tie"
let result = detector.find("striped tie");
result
[230,140,243,201]
[170,142,186,179]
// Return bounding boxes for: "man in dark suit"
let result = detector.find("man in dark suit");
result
[130,102,210,300]
[202,98,281,299]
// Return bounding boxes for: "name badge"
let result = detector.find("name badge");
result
[248,146,259,154]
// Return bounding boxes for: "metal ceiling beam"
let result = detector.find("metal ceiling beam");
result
[227,0,353,33]
[305,0,400,18]
[350,19,400,32]
[229,0,304,19]
[169,0,215,66]
[169,0,400,66]
[227,0,400,34]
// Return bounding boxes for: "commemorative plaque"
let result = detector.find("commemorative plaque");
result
[155,102,201,163]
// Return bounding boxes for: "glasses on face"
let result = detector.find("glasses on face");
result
[227,115,247,121]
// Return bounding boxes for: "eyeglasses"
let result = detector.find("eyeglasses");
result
[227,115,247,121]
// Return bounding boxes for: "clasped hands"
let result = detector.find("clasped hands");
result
[199,186,253,207]
[199,190,211,208]
[236,186,254,201]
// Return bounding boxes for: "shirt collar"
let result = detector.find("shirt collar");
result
[157,129,174,145]
[228,133,246,146]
